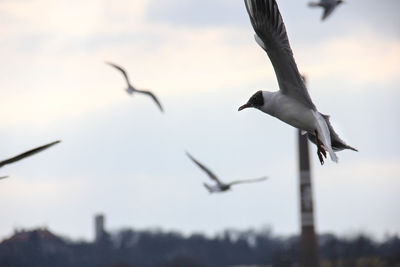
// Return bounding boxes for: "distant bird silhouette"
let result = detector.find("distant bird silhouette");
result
[0,176,9,180]
[308,0,344,21]
[0,140,61,177]
[186,152,267,193]
[106,62,164,113]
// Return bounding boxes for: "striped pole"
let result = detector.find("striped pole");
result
[298,76,319,267]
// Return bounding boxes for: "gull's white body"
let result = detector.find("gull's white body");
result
[203,183,230,193]
[126,86,135,95]
[260,91,316,131]
[260,91,336,162]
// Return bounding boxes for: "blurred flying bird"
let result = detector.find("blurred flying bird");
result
[105,62,164,113]
[186,152,267,193]
[308,0,344,21]
[0,176,9,180]
[239,0,356,165]
[0,140,61,176]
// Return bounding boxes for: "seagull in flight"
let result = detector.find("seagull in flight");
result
[0,176,9,181]
[308,0,344,21]
[238,0,356,165]
[186,152,267,193]
[106,62,164,113]
[0,140,61,177]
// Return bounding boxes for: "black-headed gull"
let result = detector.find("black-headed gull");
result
[238,0,356,165]
[0,140,61,176]
[106,62,164,113]
[186,152,267,193]
[308,0,344,21]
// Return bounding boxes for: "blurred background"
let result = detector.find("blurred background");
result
[0,0,399,266]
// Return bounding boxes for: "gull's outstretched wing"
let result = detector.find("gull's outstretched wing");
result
[0,140,61,168]
[228,176,268,186]
[135,89,164,113]
[244,0,316,109]
[186,152,222,185]
[0,176,9,180]
[105,62,131,87]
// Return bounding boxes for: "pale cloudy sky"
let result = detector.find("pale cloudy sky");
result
[0,0,399,241]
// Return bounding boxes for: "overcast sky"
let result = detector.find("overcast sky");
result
[0,0,399,242]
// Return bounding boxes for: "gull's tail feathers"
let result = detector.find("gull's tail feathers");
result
[203,183,214,193]
[307,114,358,152]
[314,111,338,163]
[308,2,321,7]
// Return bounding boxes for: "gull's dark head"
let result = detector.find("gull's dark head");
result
[337,0,344,4]
[238,90,264,111]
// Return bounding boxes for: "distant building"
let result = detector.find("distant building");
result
[1,228,68,255]
[94,214,105,243]
[3,228,62,245]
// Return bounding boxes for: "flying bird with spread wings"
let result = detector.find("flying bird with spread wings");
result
[186,152,267,193]
[238,0,356,165]
[0,140,61,177]
[106,62,164,113]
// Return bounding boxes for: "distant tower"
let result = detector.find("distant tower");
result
[94,214,105,243]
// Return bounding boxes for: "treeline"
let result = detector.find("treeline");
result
[0,227,399,267]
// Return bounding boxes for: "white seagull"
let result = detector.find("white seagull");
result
[106,62,164,113]
[186,152,268,193]
[238,0,356,165]
[0,140,61,177]
[308,0,344,21]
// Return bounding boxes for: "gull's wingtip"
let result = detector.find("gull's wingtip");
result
[185,151,194,159]
[257,176,269,182]
[104,61,116,67]
[50,140,62,146]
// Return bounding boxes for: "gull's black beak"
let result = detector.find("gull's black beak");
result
[238,103,251,111]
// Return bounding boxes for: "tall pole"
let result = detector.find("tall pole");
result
[298,76,319,267]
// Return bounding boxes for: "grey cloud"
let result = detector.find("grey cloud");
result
[146,0,400,39]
